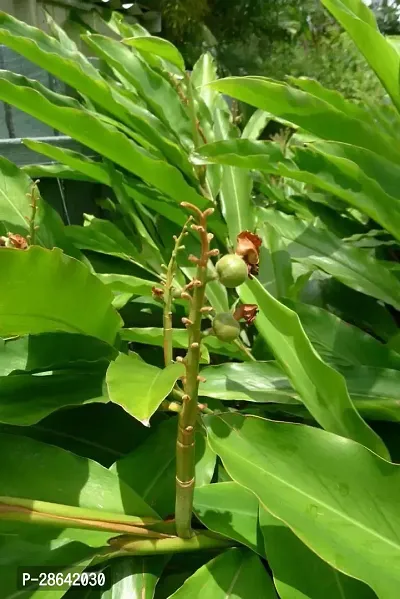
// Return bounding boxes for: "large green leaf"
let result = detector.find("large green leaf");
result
[206,413,400,599]
[106,352,185,425]
[208,77,400,162]
[112,417,216,518]
[287,301,400,370]
[0,247,121,343]
[259,209,400,310]
[194,482,264,556]
[259,506,377,599]
[321,0,400,110]
[0,71,205,209]
[239,278,388,458]
[199,361,400,422]
[168,548,277,598]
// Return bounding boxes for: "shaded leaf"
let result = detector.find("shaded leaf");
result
[259,505,377,599]
[112,417,216,518]
[194,482,264,556]
[0,247,121,344]
[168,547,277,598]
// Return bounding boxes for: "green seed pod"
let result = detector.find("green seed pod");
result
[216,254,248,288]
[212,312,241,342]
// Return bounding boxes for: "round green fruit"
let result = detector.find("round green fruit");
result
[216,254,248,288]
[212,312,241,342]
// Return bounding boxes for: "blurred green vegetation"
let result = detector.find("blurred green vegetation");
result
[148,0,400,101]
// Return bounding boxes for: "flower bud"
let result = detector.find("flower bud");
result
[215,254,248,288]
[212,312,241,342]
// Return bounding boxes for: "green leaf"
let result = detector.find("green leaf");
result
[66,218,143,266]
[239,277,388,458]
[258,221,294,298]
[169,547,277,598]
[0,536,98,599]
[0,430,158,529]
[259,506,377,599]
[199,361,400,422]
[83,34,193,149]
[96,274,156,297]
[0,71,205,209]
[206,413,399,599]
[287,300,400,370]
[112,417,216,518]
[194,482,264,556]
[321,0,400,110]
[213,99,253,241]
[0,247,121,343]
[106,352,185,425]
[119,327,210,364]
[0,332,116,376]
[104,556,169,599]
[0,364,107,425]
[242,109,271,140]
[260,208,400,310]
[120,327,246,361]
[0,11,190,174]
[208,77,400,162]
[0,156,81,259]
[123,36,185,71]
[191,52,218,113]
[285,145,400,244]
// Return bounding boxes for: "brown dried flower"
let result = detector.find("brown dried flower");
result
[233,303,259,326]
[235,231,262,276]
[152,286,164,301]
[6,233,28,250]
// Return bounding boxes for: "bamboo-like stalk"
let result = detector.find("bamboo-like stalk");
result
[105,530,232,556]
[163,219,191,365]
[0,496,172,537]
[175,203,217,538]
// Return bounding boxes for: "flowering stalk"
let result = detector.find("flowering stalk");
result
[160,218,191,366]
[175,202,218,538]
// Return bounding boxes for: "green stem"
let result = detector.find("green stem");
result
[163,219,191,366]
[175,205,213,538]
[0,496,170,536]
[28,181,39,245]
[104,530,233,557]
